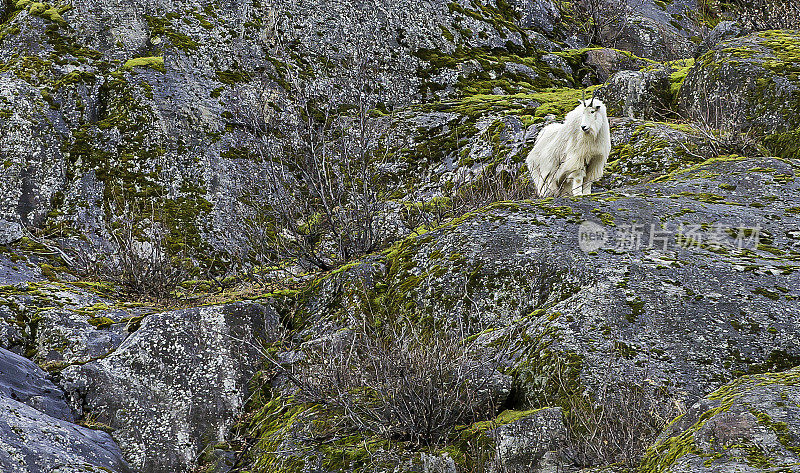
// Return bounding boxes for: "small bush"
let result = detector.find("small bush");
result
[71,197,188,301]
[299,319,502,447]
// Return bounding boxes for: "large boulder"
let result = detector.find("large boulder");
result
[0,347,73,421]
[640,368,800,472]
[488,407,567,473]
[250,154,800,471]
[597,118,717,189]
[679,30,800,157]
[0,348,131,472]
[584,48,652,83]
[59,301,280,473]
[597,66,673,120]
[0,221,24,246]
[0,395,132,473]
[695,20,743,57]
[0,77,70,227]
[298,154,800,410]
[507,0,561,33]
[0,279,127,356]
[604,0,701,61]
[35,307,131,365]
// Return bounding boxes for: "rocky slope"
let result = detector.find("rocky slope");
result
[0,0,799,472]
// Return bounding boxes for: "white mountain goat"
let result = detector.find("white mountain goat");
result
[525,90,611,197]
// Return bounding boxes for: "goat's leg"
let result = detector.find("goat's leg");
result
[567,169,586,196]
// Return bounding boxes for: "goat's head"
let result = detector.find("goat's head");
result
[578,89,607,137]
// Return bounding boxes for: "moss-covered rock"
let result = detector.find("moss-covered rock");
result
[597,118,717,189]
[678,30,800,149]
[59,301,280,473]
[640,368,800,473]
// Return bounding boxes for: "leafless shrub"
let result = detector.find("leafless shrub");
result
[401,156,533,233]
[298,317,503,447]
[106,214,187,300]
[71,196,188,301]
[680,87,763,159]
[561,377,679,468]
[728,0,800,31]
[231,55,405,279]
[568,0,647,48]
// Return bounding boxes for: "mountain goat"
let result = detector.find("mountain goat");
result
[526,90,611,197]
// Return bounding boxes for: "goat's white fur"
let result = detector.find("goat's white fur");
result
[525,96,611,197]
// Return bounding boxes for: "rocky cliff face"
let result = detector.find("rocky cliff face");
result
[1,0,799,472]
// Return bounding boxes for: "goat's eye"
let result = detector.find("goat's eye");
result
[590,110,595,114]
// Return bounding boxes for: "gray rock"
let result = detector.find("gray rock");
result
[507,0,561,33]
[255,153,800,471]
[641,368,800,472]
[0,301,26,354]
[597,118,717,189]
[488,408,567,473]
[0,347,73,422]
[36,308,131,365]
[608,0,700,61]
[505,62,541,84]
[0,0,574,265]
[0,395,132,473]
[420,452,458,473]
[0,221,23,245]
[0,282,128,361]
[585,48,651,82]
[0,252,44,286]
[695,20,742,57]
[597,66,672,120]
[0,76,69,227]
[60,301,280,473]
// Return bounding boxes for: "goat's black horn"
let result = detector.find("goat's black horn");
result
[590,88,597,107]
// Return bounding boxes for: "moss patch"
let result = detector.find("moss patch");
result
[121,56,165,73]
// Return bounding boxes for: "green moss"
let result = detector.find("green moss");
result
[625,298,644,323]
[445,408,547,470]
[752,287,780,300]
[27,2,45,15]
[531,86,600,119]
[592,209,615,227]
[666,58,695,99]
[145,14,199,51]
[121,56,165,73]
[438,25,454,43]
[247,397,316,473]
[319,436,393,471]
[413,38,574,97]
[764,127,800,160]
[215,69,251,85]
[210,86,225,98]
[87,316,115,328]
[39,263,58,281]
